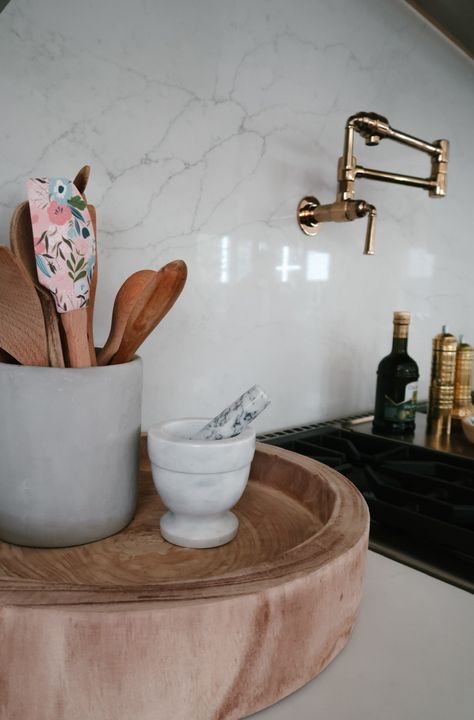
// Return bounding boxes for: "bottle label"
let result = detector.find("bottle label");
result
[383,382,418,423]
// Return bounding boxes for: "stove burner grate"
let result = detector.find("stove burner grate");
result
[260,426,474,591]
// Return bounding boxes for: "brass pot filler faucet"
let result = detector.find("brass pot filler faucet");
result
[297,112,449,254]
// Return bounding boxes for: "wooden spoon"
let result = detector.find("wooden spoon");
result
[10,201,65,368]
[27,176,96,368]
[0,246,49,366]
[97,269,156,366]
[110,260,187,365]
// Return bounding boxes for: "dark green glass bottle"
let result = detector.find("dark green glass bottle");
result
[373,311,419,435]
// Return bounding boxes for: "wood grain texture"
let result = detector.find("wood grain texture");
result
[10,201,65,368]
[60,307,90,368]
[0,245,49,366]
[73,165,90,198]
[97,269,156,366]
[0,442,369,720]
[69,168,96,365]
[110,259,187,365]
[86,203,97,365]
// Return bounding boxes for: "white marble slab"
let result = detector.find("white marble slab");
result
[0,0,473,431]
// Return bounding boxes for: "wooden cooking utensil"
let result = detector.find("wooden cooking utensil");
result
[27,176,96,368]
[110,260,187,365]
[10,201,65,368]
[73,165,90,197]
[72,165,98,364]
[0,246,49,366]
[97,269,156,366]
[70,165,97,364]
[86,204,97,365]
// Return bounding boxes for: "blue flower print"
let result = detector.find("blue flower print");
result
[49,177,73,204]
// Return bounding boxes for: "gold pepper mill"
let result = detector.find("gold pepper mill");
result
[427,326,457,437]
[452,336,474,429]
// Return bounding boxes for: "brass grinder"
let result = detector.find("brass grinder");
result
[427,326,457,437]
[452,336,474,429]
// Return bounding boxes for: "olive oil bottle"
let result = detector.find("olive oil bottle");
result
[373,312,419,435]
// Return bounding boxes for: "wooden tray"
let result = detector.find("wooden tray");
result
[0,440,369,720]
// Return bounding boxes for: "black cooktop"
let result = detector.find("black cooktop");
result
[259,413,474,594]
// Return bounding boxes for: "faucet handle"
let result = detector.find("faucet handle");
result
[355,201,377,255]
[364,205,377,255]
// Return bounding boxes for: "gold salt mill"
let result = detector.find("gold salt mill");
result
[427,326,457,437]
[452,336,474,429]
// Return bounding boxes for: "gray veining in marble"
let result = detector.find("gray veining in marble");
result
[0,0,473,432]
[192,384,270,439]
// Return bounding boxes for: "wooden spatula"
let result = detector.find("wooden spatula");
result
[97,269,156,366]
[0,246,49,366]
[10,201,65,368]
[27,176,96,367]
[110,260,187,365]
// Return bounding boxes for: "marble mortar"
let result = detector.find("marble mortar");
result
[147,418,256,548]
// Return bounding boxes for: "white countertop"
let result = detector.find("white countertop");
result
[250,551,474,720]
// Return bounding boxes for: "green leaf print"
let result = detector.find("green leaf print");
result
[68,195,87,211]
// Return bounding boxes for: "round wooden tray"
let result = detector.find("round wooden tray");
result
[0,440,369,720]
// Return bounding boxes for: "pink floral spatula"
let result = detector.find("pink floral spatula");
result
[27,176,96,367]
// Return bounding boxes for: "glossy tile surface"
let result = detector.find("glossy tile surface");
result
[1,0,473,430]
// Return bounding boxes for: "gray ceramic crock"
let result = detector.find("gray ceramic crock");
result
[0,356,143,547]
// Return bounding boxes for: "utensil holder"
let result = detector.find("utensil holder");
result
[0,357,142,547]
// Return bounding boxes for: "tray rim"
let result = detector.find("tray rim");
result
[0,443,370,607]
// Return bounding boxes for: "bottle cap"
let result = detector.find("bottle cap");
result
[393,311,410,324]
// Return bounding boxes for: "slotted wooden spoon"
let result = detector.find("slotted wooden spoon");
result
[0,246,49,366]
[97,269,156,366]
[110,260,187,365]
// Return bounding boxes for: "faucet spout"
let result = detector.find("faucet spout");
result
[297,112,449,254]
[339,111,449,201]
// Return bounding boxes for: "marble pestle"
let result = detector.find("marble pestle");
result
[192,385,270,440]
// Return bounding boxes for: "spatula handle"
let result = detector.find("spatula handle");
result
[87,204,98,366]
[60,308,91,368]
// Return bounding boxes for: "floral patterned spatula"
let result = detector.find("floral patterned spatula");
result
[27,176,96,367]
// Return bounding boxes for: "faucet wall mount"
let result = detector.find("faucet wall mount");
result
[297,112,449,254]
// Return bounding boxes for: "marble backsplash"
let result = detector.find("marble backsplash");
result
[0,0,473,431]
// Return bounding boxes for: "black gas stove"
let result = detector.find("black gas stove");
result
[259,412,474,593]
